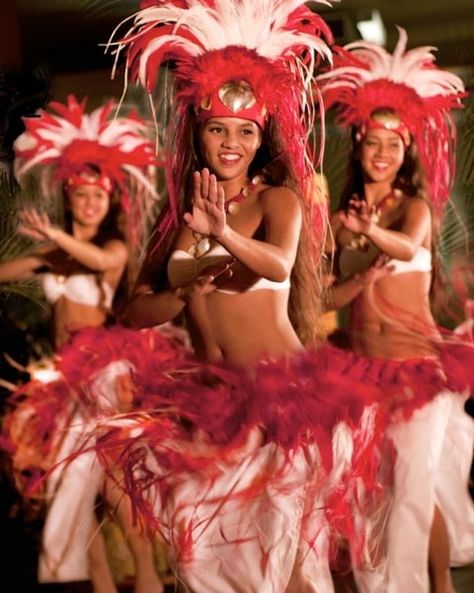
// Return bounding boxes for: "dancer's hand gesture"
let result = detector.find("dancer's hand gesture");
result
[183,169,226,238]
[339,196,377,236]
[18,208,58,242]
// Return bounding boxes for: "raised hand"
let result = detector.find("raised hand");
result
[18,208,57,241]
[183,169,226,238]
[359,254,395,286]
[339,196,377,235]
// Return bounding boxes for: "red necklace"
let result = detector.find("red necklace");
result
[373,188,402,219]
[224,176,261,215]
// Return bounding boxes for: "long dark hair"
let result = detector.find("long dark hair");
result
[340,127,429,210]
[145,110,323,345]
[340,126,445,312]
[62,165,128,314]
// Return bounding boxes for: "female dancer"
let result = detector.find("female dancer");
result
[1,95,164,593]
[319,29,474,593]
[71,3,400,593]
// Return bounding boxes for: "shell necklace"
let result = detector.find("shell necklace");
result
[188,176,261,259]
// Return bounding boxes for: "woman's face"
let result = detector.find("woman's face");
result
[198,117,262,181]
[359,128,405,185]
[68,184,111,228]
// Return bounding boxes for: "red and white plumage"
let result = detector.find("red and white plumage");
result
[317,27,466,215]
[15,95,157,188]
[107,1,335,250]
[14,94,160,249]
[109,0,334,92]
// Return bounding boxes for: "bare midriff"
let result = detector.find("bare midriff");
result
[349,271,440,360]
[186,287,302,367]
[52,297,107,348]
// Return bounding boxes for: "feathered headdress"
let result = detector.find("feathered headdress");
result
[317,27,466,214]
[14,94,159,246]
[106,0,335,239]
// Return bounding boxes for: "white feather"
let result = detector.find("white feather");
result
[321,27,464,99]
[112,0,335,62]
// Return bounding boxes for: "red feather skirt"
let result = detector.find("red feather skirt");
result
[3,325,473,573]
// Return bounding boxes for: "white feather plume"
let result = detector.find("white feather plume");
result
[109,0,335,89]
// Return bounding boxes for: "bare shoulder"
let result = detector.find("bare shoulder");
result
[259,185,301,215]
[103,238,129,254]
[402,195,431,219]
[102,238,129,267]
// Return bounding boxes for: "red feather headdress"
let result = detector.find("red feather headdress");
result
[14,94,160,247]
[106,0,335,242]
[317,27,466,214]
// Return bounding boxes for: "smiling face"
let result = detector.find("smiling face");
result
[198,117,262,183]
[359,128,406,185]
[67,184,111,229]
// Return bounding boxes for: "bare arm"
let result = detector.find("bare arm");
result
[184,170,301,282]
[325,275,366,311]
[0,254,45,282]
[325,256,394,311]
[123,263,228,329]
[124,286,187,329]
[218,189,301,281]
[47,231,128,272]
[339,197,431,261]
[18,208,129,272]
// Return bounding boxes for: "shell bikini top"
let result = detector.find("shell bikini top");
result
[40,272,115,308]
[167,244,291,294]
[339,244,432,280]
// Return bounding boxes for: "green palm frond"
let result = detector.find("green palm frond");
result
[0,173,56,307]
[439,97,474,270]
[456,102,474,187]
[439,191,473,264]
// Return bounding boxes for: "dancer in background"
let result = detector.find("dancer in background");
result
[319,28,474,593]
[0,95,164,593]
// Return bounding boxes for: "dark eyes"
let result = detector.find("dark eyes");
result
[207,127,254,135]
[364,140,400,150]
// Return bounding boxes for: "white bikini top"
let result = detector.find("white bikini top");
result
[167,244,291,294]
[339,244,432,280]
[40,272,115,308]
[388,246,432,275]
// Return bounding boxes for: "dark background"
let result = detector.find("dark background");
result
[3,1,474,106]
